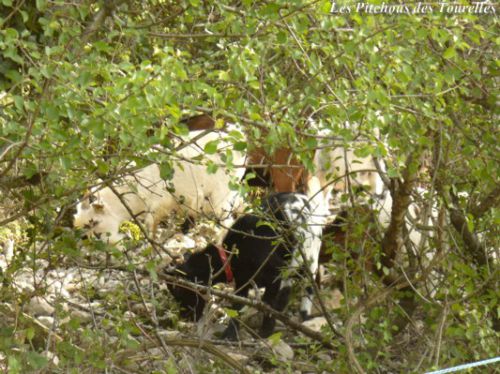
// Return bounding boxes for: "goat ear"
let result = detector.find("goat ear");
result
[81,199,90,209]
[92,203,105,212]
[83,189,91,199]
[81,189,93,209]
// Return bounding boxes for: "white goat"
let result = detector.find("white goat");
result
[74,129,246,244]
[314,145,385,210]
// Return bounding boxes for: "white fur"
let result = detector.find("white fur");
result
[74,129,246,244]
[375,187,440,259]
[279,193,324,317]
[314,145,384,209]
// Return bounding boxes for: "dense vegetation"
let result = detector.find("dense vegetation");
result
[0,1,498,372]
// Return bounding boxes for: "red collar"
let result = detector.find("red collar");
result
[215,245,234,283]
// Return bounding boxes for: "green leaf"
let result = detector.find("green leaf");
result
[160,163,174,180]
[13,95,23,111]
[466,214,474,232]
[78,71,92,87]
[386,167,400,178]
[27,351,48,370]
[218,70,230,81]
[36,0,47,11]
[146,260,158,282]
[206,161,218,174]
[204,140,219,155]
[224,308,239,318]
[276,31,287,44]
[45,105,59,122]
[26,327,35,341]
[248,80,260,90]
[4,28,18,40]
[20,9,29,22]
[233,141,247,151]
[443,47,456,59]
[96,160,109,175]
[268,331,282,345]
[244,172,256,182]
[60,156,71,170]
[165,357,178,374]
[8,356,21,374]
[262,3,280,17]
[4,47,23,64]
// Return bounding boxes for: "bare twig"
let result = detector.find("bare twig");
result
[117,337,251,374]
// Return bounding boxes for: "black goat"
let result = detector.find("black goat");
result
[167,193,323,340]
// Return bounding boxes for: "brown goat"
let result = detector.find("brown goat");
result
[182,114,307,193]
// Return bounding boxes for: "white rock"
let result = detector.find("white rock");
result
[56,270,73,279]
[99,278,122,291]
[4,238,15,258]
[34,259,49,269]
[130,302,153,314]
[269,340,294,361]
[87,301,103,311]
[42,351,59,366]
[14,280,35,293]
[37,316,55,329]
[302,316,328,332]
[13,270,35,293]
[163,235,196,251]
[48,280,71,299]
[124,311,136,320]
[147,348,164,357]
[157,330,181,339]
[69,309,92,323]
[28,296,55,316]
[0,259,8,272]
[227,352,249,365]
[64,281,80,292]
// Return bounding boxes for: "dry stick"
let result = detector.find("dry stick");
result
[93,260,335,350]
[470,185,500,219]
[148,32,248,39]
[433,301,449,368]
[0,141,23,163]
[128,312,175,365]
[117,338,251,374]
[80,0,128,45]
[380,152,423,273]
[158,272,338,350]
[448,207,487,266]
[1,0,26,26]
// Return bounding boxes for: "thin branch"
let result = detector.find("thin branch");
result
[470,186,500,219]
[81,0,127,45]
[117,337,251,374]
